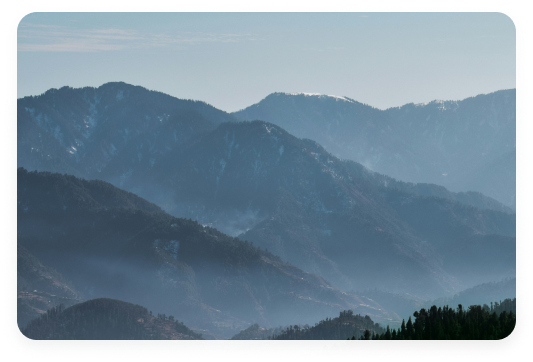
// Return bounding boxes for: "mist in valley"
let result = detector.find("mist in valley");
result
[11,83,524,350]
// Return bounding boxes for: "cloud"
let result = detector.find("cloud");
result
[18,24,146,52]
[18,23,255,52]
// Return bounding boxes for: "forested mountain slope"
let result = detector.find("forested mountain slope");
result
[17,245,84,329]
[114,121,515,297]
[18,82,236,180]
[21,298,203,340]
[17,168,393,339]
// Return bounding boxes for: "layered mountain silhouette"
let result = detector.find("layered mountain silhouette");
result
[9,83,520,333]
[18,168,393,339]
[234,90,516,209]
[17,83,514,213]
[106,120,514,297]
[17,83,515,301]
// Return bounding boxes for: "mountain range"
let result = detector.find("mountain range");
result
[18,168,394,338]
[234,90,516,209]
[17,82,516,338]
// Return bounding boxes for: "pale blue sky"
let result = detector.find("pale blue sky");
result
[17,12,515,112]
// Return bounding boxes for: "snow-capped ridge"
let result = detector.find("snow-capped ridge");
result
[278,92,355,103]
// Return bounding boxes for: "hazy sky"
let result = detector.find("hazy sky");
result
[17,12,515,112]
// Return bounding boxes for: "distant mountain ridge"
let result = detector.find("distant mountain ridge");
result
[109,120,514,297]
[234,89,516,209]
[17,83,515,301]
[18,81,237,179]
[18,83,512,214]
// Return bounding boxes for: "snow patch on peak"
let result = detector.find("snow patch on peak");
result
[116,90,124,101]
[326,95,353,102]
[280,92,354,102]
[284,92,321,97]
[416,99,458,112]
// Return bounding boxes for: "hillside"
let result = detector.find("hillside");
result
[273,310,385,340]
[18,82,236,180]
[21,298,203,340]
[230,323,284,340]
[113,120,515,297]
[352,278,524,329]
[17,245,84,329]
[17,168,393,339]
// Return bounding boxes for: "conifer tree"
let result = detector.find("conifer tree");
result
[406,316,414,339]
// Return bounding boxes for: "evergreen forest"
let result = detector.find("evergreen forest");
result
[352,298,516,340]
